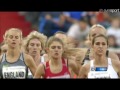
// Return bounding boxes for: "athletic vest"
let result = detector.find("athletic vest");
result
[88,58,119,79]
[44,58,70,78]
[0,53,28,79]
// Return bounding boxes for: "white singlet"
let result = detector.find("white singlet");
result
[88,58,119,79]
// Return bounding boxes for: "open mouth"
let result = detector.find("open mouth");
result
[32,51,37,53]
[98,49,103,52]
[12,42,16,44]
[55,53,59,55]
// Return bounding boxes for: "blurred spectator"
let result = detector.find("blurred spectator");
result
[107,17,120,46]
[99,12,111,29]
[96,12,104,22]
[38,12,62,37]
[89,15,98,26]
[82,12,97,25]
[38,12,71,37]
[67,17,90,47]
[19,12,40,29]
[39,12,62,19]
[108,35,120,48]
[18,11,120,48]
[63,11,86,24]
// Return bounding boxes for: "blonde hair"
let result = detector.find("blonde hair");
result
[63,48,84,61]
[24,31,47,53]
[3,28,23,41]
[89,24,107,39]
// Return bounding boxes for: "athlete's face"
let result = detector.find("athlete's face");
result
[6,31,21,48]
[48,41,63,59]
[92,37,108,56]
[90,27,106,43]
[28,38,42,56]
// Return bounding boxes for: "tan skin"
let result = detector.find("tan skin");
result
[68,54,84,78]
[55,33,84,77]
[27,38,48,67]
[0,30,37,77]
[0,44,8,55]
[80,27,119,63]
[34,41,78,78]
[54,34,80,78]
[40,34,66,63]
[79,36,120,78]
[63,48,85,78]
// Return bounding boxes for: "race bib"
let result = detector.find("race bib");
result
[88,71,110,79]
[2,66,26,79]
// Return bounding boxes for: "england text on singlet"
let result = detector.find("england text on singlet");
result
[88,58,119,79]
[0,53,28,79]
[44,58,71,78]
